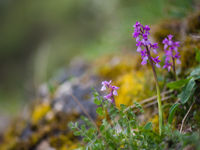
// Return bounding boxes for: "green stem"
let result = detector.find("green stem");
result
[146,46,163,135]
[156,81,162,135]
[172,57,177,81]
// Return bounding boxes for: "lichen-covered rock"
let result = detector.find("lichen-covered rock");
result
[0,58,99,150]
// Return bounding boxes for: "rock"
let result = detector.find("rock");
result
[36,141,55,150]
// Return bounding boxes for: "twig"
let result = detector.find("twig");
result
[124,90,173,112]
[190,34,200,39]
[132,95,173,113]
[140,90,173,105]
[70,93,98,130]
[143,95,172,108]
[180,101,195,133]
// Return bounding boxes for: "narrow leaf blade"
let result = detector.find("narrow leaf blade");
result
[178,78,196,104]
[143,122,153,130]
[168,103,180,125]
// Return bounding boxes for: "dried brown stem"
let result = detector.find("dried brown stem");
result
[71,94,98,130]
[180,101,195,133]
[172,57,177,81]
[124,90,173,112]
[143,95,172,108]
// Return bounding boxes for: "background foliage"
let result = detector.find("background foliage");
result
[0,0,195,116]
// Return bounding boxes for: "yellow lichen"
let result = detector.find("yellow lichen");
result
[115,71,145,107]
[31,101,51,124]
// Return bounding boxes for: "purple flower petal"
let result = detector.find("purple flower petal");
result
[101,85,106,91]
[141,56,148,65]
[168,34,173,40]
[112,86,119,90]
[104,93,112,99]
[176,59,181,64]
[136,37,140,42]
[137,46,142,52]
[164,44,168,50]
[156,63,160,68]
[113,90,118,96]
[162,38,168,44]
[153,49,157,54]
[144,25,150,31]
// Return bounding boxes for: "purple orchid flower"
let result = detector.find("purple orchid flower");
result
[101,80,119,104]
[132,21,163,135]
[132,21,160,67]
[162,35,181,74]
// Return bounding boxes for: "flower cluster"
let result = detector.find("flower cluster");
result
[162,35,181,71]
[133,21,160,67]
[101,80,119,103]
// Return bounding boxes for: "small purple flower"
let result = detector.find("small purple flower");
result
[112,86,119,96]
[168,34,173,40]
[144,25,150,31]
[162,35,181,71]
[104,93,112,99]
[101,80,119,104]
[101,80,112,91]
[141,56,148,65]
[163,61,172,72]
[152,56,161,68]
[132,21,160,67]
[162,38,169,49]
[151,43,159,54]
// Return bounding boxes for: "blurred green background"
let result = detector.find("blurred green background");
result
[0,0,195,115]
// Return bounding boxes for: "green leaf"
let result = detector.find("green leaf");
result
[74,131,81,136]
[100,124,105,132]
[190,67,200,80]
[68,122,75,129]
[94,98,101,105]
[166,78,191,90]
[74,122,78,128]
[134,102,144,113]
[96,107,103,116]
[143,122,153,130]
[81,124,86,131]
[109,105,118,118]
[195,48,200,63]
[168,103,180,124]
[178,78,196,104]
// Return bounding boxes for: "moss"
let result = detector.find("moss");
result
[0,119,27,150]
[186,11,200,34]
[96,53,142,80]
[49,134,78,150]
[152,20,181,47]
[180,37,200,72]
